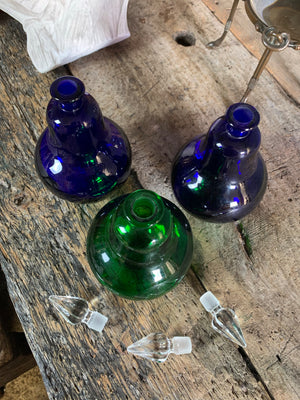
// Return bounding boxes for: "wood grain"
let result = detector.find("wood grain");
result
[0,0,299,399]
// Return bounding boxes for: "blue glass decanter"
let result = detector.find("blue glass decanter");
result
[35,76,131,202]
[172,103,267,222]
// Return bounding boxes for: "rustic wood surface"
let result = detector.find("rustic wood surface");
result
[0,0,299,399]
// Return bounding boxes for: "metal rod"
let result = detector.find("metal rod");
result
[241,27,290,102]
[240,47,273,102]
[206,0,241,49]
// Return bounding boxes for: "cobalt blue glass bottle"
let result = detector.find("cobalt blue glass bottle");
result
[35,76,131,202]
[172,103,267,222]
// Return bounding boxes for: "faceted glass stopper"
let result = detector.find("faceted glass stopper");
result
[200,291,246,348]
[49,295,108,333]
[127,332,192,363]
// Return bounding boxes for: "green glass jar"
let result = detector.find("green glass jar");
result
[87,190,193,300]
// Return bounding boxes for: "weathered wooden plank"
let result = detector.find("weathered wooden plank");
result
[0,9,274,400]
[70,0,300,399]
[201,0,300,103]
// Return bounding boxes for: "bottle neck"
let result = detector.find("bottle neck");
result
[46,76,107,153]
[211,305,222,316]
[58,98,83,112]
[109,190,174,262]
[226,123,252,138]
[203,103,261,179]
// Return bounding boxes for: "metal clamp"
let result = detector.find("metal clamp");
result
[262,27,290,51]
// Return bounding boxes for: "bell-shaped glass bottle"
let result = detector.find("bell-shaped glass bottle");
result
[127,333,192,362]
[172,103,267,222]
[87,189,193,299]
[35,76,131,202]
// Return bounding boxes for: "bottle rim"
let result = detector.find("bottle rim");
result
[50,76,85,102]
[131,196,158,222]
[226,103,260,137]
[126,190,164,225]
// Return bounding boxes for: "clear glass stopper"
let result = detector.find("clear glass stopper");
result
[200,291,246,348]
[127,332,192,363]
[49,295,108,333]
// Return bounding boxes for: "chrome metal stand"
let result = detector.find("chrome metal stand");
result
[206,0,298,101]
[206,0,241,49]
[241,27,290,102]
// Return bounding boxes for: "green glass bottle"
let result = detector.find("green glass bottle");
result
[87,190,193,300]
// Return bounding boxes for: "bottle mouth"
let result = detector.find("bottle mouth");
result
[50,76,85,102]
[226,103,260,137]
[131,196,158,222]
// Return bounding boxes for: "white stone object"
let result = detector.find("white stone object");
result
[0,0,130,73]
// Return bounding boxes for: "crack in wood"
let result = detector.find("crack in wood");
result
[236,222,253,259]
[238,347,275,400]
